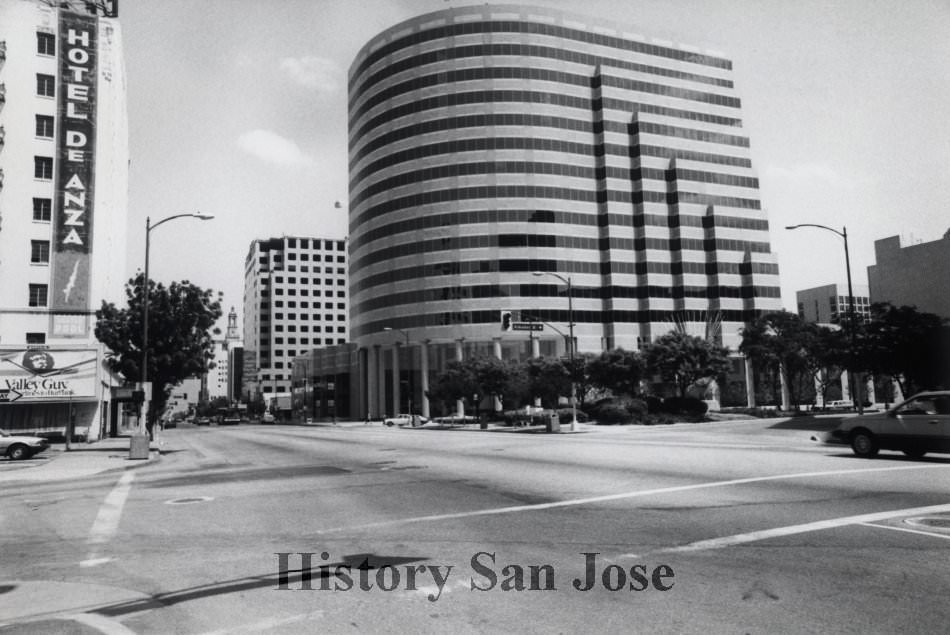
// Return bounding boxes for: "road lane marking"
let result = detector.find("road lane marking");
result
[82,471,135,567]
[317,463,950,533]
[88,472,135,544]
[657,503,950,554]
[858,521,950,542]
[69,612,138,635]
[197,611,324,635]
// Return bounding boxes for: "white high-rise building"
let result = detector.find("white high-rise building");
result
[243,236,348,399]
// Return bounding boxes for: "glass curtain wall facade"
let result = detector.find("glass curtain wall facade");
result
[348,4,782,417]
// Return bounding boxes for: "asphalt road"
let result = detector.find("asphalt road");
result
[2,418,949,634]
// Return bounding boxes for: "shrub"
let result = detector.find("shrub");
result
[589,402,634,424]
[644,395,663,414]
[642,413,677,426]
[557,408,589,424]
[585,397,648,424]
[661,396,708,418]
[625,398,649,419]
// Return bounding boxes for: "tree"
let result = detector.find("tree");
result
[802,325,850,405]
[740,311,817,407]
[468,356,530,414]
[644,330,732,397]
[856,303,950,396]
[95,273,223,431]
[587,348,645,398]
[524,356,571,408]
[425,360,479,415]
[739,311,855,408]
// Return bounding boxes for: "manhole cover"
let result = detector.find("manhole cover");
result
[904,516,950,530]
[165,496,214,505]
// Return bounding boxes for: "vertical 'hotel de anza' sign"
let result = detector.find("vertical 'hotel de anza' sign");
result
[50,9,97,337]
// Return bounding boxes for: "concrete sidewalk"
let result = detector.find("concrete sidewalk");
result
[0,436,159,483]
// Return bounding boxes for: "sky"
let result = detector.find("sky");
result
[118,0,950,331]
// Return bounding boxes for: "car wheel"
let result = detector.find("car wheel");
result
[902,449,927,459]
[850,430,879,458]
[384,420,394,427]
[7,444,30,461]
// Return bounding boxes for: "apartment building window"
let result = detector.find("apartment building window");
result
[37,32,55,55]
[36,74,55,97]
[34,156,53,179]
[30,240,50,264]
[28,284,48,307]
[35,115,54,138]
[33,198,52,221]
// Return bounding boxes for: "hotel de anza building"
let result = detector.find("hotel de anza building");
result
[344,4,782,419]
[0,0,128,438]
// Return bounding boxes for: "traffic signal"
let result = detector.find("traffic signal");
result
[500,311,512,332]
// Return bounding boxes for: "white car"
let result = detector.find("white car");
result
[383,414,427,427]
[0,429,51,460]
[825,391,950,458]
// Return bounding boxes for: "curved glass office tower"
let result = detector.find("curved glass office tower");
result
[348,4,781,416]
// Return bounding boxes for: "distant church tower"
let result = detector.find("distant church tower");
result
[226,307,240,343]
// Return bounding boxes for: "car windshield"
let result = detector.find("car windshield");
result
[895,395,950,415]
[0,429,8,437]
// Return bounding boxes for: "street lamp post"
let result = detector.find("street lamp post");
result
[785,223,862,414]
[141,213,214,436]
[383,327,413,421]
[532,271,578,431]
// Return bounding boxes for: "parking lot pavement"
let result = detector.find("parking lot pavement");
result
[0,437,159,483]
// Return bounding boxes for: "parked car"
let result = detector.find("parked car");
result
[383,414,428,427]
[823,400,853,411]
[0,429,51,460]
[823,391,950,458]
[219,409,241,425]
[195,416,212,426]
[261,412,276,424]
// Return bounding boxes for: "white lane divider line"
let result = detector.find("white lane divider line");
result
[317,463,950,534]
[69,612,139,635]
[81,471,135,567]
[858,521,950,542]
[657,503,950,554]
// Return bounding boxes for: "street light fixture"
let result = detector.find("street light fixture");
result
[141,212,214,436]
[785,223,862,414]
[532,271,578,431]
[383,327,413,419]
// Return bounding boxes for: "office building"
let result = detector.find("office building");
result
[243,236,348,399]
[0,0,128,438]
[796,283,871,325]
[347,4,782,417]
[868,232,950,319]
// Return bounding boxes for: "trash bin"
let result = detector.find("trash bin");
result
[129,434,150,460]
[547,412,560,433]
